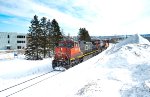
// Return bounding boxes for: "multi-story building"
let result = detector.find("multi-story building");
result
[0,32,27,50]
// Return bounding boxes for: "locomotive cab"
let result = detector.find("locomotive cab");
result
[52,40,83,70]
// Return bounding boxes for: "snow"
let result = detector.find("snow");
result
[109,34,150,53]
[0,58,53,79]
[0,55,53,91]
[0,34,150,97]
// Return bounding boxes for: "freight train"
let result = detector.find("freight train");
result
[52,39,109,70]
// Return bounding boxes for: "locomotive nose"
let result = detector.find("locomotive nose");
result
[55,47,70,60]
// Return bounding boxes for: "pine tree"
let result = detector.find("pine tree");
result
[40,17,48,58]
[25,15,43,60]
[51,19,63,51]
[78,28,91,42]
[25,33,34,59]
[46,19,53,57]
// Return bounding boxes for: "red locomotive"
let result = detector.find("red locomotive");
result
[52,39,109,70]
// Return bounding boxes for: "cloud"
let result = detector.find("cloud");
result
[0,0,87,35]
[0,0,150,35]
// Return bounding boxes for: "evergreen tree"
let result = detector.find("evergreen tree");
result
[46,19,53,57]
[25,15,43,60]
[40,17,48,58]
[25,33,34,59]
[51,19,63,50]
[78,28,91,42]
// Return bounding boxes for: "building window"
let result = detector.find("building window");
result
[8,35,9,38]
[6,46,10,50]
[8,40,10,43]
[17,41,25,43]
[17,46,21,49]
[17,35,25,38]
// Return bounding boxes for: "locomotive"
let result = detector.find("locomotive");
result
[52,39,109,70]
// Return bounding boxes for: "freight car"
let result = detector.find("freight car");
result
[52,39,108,70]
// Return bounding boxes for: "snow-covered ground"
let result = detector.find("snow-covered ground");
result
[0,34,150,97]
[0,52,53,93]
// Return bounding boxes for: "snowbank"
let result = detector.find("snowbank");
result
[109,34,150,53]
[74,34,150,97]
[0,58,53,79]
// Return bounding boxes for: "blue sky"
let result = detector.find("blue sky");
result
[0,0,150,36]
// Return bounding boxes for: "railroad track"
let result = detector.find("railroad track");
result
[0,70,62,97]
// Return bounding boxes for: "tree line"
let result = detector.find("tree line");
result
[25,15,91,60]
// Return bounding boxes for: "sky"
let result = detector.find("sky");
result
[0,0,150,36]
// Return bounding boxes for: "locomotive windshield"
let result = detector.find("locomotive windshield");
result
[66,43,73,48]
[58,43,65,47]
[58,41,74,48]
